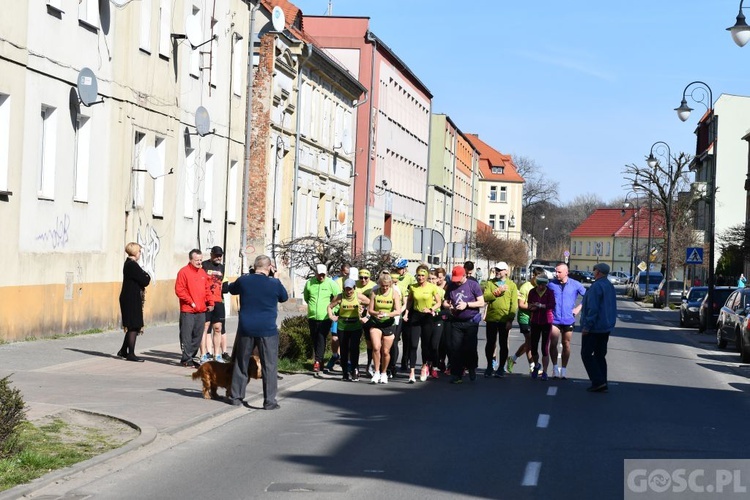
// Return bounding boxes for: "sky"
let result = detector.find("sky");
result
[289,0,750,204]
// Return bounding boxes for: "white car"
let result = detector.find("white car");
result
[607,271,630,285]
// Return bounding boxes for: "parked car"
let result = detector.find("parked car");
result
[608,271,630,285]
[716,288,750,362]
[631,271,664,301]
[698,286,737,333]
[680,286,707,327]
[653,280,684,309]
[569,270,593,284]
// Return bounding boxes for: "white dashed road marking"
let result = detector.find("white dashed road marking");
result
[536,414,550,428]
[547,386,558,396]
[522,462,542,486]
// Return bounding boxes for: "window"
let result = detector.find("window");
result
[133,132,146,208]
[232,37,243,96]
[202,153,214,221]
[499,186,507,202]
[153,137,165,216]
[189,7,201,77]
[158,0,171,57]
[184,147,196,218]
[491,166,504,174]
[586,241,591,256]
[39,105,57,199]
[47,0,63,13]
[489,185,497,202]
[488,214,495,229]
[605,242,611,256]
[0,94,9,192]
[140,0,152,52]
[498,215,506,231]
[227,160,238,223]
[78,0,98,28]
[73,115,90,202]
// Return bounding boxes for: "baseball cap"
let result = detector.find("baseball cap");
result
[210,246,223,256]
[450,266,466,282]
[316,264,327,275]
[593,263,610,275]
[344,278,356,289]
[494,261,509,271]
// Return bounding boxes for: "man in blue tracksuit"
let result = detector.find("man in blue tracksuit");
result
[580,263,617,393]
[547,263,586,379]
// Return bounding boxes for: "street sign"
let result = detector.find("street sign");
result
[563,250,570,258]
[413,227,445,255]
[685,247,703,265]
[373,235,392,253]
[637,261,647,272]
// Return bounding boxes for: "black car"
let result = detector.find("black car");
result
[698,286,737,332]
[716,289,750,362]
[680,286,707,327]
[569,270,593,284]
[653,280,684,309]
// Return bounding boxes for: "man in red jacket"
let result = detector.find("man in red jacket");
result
[175,249,214,368]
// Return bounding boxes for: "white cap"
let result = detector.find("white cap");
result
[495,261,509,271]
[316,264,327,275]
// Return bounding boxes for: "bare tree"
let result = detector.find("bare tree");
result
[472,231,528,269]
[273,236,351,277]
[513,155,560,211]
[622,151,694,279]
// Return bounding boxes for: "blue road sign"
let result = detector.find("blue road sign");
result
[685,247,704,265]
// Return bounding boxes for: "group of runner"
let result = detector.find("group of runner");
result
[307,260,587,385]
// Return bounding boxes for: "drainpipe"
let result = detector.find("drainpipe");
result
[349,89,369,257]
[421,104,433,263]
[239,1,258,273]
[364,31,377,254]
[448,131,457,266]
[223,28,242,258]
[469,152,476,261]
[289,42,313,296]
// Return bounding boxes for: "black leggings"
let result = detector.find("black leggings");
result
[485,321,510,369]
[408,311,437,368]
[339,328,362,373]
[529,323,551,362]
[388,320,403,372]
[308,319,332,363]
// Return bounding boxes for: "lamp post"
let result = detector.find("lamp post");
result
[728,1,750,47]
[541,226,548,259]
[623,190,640,280]
[647,141,674,307]
[675,80,716,324]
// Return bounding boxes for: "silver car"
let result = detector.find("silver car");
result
[607,271,630,285]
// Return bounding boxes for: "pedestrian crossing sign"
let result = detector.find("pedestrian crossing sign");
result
[685,247,703,264]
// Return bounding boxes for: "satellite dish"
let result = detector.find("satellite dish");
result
[144,147,163,179]
[77,67,99,106]
[185,14,204,47]
[195,106,211,136]
[271,6,285,32]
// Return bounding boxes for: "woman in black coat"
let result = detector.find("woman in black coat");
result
[118,242,151,362]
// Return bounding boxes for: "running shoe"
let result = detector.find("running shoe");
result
[531,369,538,379]
[200,353,211,364]
[484,367,494,378]
[313,360,321,373]
[494,370,505,378]
[367,361,375,377]
[430,368,439,379]
[541,372,548,381]
[420,365,429,382]
[222,352,230,361]
[215,354,225,363]
[326,355,339,372]
[380,373,388,384]
[506,357,515,374]
[529,362,536,375]
[552,366,560,379]
[342,372,350,381]
[351,369,360,382]
[370,372,380,384]
[408,375,416,384]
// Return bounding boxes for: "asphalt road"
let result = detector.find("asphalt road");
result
[24,293,750,499]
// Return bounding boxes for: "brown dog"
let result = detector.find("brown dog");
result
[192,354,262,400]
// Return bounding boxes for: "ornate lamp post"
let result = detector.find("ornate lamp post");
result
[728,1,750,47]
[675,80,716,322]
[647,141,674,307]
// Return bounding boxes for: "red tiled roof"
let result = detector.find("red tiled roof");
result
[572,207,664,238]
[465,134,525,183]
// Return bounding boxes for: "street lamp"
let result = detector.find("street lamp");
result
[541,226,548,259]
[675,80,716,323]
[728,1,750,47]
[647,141,674,307]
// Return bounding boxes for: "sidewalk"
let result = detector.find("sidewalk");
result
[0,308,312,498]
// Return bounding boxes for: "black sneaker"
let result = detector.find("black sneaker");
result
[342,372,350,381]
[587,383,609,393]
[484,367,494,378]
[351,369,360,382]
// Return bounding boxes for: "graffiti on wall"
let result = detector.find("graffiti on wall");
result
[137,224,161,281]
[35,214,71,249]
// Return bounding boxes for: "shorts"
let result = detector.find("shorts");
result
[553,324,574,333]
[207,302,226,332]
[519,323,530,335]
[367,319,396,337]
